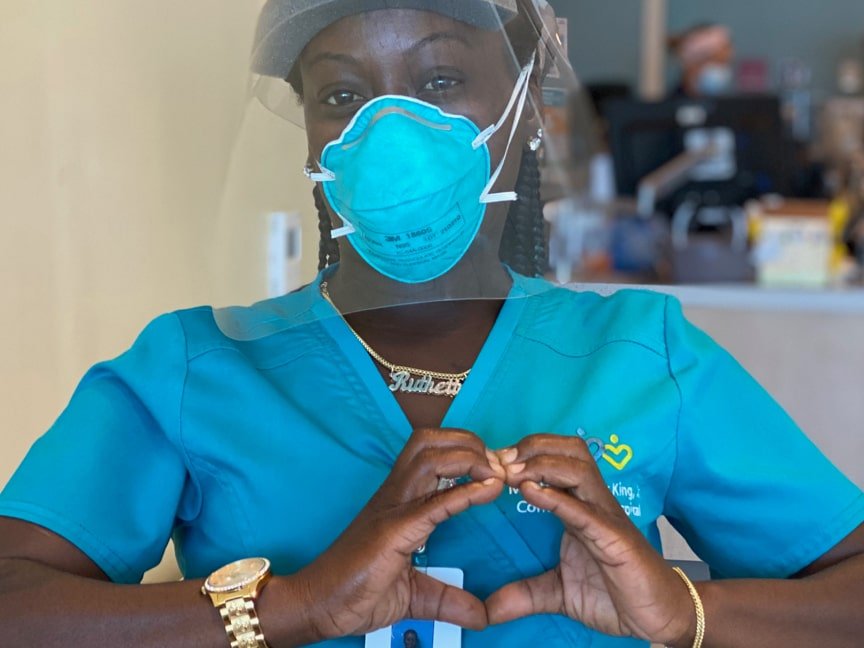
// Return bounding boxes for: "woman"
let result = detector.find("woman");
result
[1,1,863,647]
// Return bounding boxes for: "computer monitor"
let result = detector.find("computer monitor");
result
[603,95,790,216]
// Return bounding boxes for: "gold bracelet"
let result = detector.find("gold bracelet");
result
[672,566,706,648]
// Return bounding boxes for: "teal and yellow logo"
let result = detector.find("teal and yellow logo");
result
[602,434,634,471]
[577,428,634,471]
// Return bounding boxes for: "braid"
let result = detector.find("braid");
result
[314,184,341,271]
[499,147,547,277]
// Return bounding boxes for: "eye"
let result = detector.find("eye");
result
[324,90,365,106]
[422,76,461,93]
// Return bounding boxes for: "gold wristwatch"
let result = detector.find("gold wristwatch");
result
[202,557,272,648]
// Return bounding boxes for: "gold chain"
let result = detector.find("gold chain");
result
[320,282,471,382]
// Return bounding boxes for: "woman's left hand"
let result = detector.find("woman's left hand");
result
[485,434,695,647]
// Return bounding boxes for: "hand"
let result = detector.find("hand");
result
[486,435,695,647]
[296,427,506,641]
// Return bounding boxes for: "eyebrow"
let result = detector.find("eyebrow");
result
[306,31,473,70]
[306,51,361,70]
[405,31,474,58]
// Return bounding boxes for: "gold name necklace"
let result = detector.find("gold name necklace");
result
[320,282,470,398]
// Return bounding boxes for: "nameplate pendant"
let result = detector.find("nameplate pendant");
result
[389,370,464,398]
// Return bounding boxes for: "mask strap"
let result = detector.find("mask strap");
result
[331,219,356,239]
[302,163,354,238]
[304,163,354,237]
[474,52,536,205]
[303,162,335,183]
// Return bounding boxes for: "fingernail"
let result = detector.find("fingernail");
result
[486,449,502,466]
[522,480,540,490]
[507,462,526,475]
[483,477,499,486]
[498,448,519,464]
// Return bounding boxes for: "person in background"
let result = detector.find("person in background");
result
[669,24,736,98]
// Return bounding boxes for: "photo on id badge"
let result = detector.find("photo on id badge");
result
[365,568,464,648]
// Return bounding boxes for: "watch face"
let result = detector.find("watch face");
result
[206,558,270,593]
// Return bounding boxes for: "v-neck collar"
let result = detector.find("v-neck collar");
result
[313,274,530,440]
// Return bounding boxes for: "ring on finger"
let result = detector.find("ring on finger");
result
[437,477,458,491]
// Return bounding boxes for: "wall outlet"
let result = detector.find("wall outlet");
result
[267,211,303,297]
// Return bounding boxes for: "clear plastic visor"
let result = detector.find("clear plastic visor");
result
[212,0,600,341]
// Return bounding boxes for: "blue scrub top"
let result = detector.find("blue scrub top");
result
[2,272,863,648]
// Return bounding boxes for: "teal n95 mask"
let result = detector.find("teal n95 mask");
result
[305,54,535,284]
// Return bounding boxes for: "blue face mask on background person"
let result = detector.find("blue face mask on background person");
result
[697,63,734,97]
[306,55,535,284]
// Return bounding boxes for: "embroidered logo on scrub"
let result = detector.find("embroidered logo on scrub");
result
[602,434,634,471]
[501,429,641,526]
[575,428,634,471]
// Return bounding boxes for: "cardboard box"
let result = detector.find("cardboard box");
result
[750,199,832,287]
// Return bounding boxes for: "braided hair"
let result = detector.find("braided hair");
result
[314,182,341,270]
[314,147,546,276]
[497,147,546,277]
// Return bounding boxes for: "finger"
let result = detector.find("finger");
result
[521,482,664,601]
[400,428,489,464]
[409,447,505,488]
[500,434,595,465]
[411,477,504,533]
[520,481,625,550]
[506,455,612,507]
[410,571,489,631]
[485,568,563,624]
[388,478,504,553]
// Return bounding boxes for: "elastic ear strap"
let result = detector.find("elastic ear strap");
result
[330,208,356,238]
[306,162,353,238]
[481,53,536,204]
[307,163,349,235]
[473,53,536,150]
[304,161,336,183]
[331,223,355,238]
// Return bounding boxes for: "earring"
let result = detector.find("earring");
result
[528,128,544,152]
[303,163,315,179]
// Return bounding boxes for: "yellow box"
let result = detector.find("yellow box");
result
[750,200,832,287]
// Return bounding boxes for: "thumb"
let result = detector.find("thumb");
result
[410,477,504,538]
[410,571,489,631]
[485,568,563,625]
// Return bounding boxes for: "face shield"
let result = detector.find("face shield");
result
[212,0,601,342]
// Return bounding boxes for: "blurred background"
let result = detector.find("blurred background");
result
[1,1,862,572]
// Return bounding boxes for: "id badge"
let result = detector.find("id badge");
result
[364,568,464,648]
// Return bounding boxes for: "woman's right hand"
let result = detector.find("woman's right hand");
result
[293,427,505,642]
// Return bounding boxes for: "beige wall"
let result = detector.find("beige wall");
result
[0,1,317,486]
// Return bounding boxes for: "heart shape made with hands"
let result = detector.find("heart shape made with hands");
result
[438,438,686,645]
[365,429,687,646]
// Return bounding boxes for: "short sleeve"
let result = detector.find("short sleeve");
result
[661,297,864,579]
[0,313,196,584]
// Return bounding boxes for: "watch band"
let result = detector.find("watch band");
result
[220,596,270,648]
